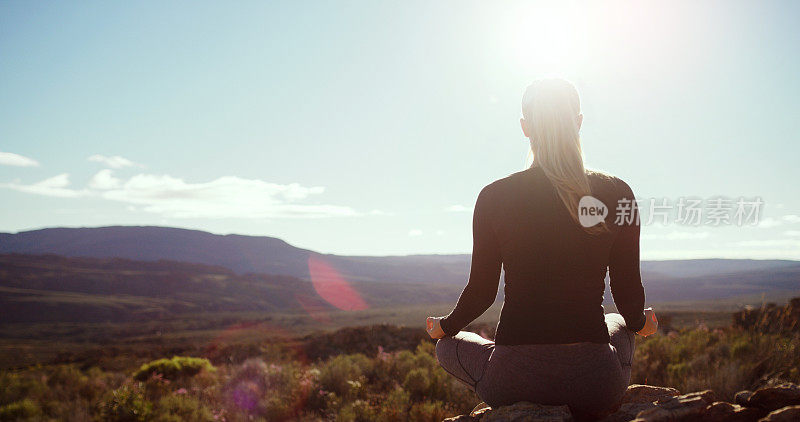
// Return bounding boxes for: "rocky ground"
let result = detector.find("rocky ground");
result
[443,382,800,422]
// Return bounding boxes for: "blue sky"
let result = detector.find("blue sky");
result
[1,1,799,258]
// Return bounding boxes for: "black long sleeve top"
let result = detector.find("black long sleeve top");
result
[439,165,647,345]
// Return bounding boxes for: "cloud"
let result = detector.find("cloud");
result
[782,215,800,224]
[408,229,423,237]
[0,173,88,198]
[756,217,782,228]
[0,151,39,167]
[367,209,394,216]
[642,231,710,240]
[2,171,358,219]
[88,169,122,190]
[784,230,800,237]
[99,174,353,219]
[87,154,142,169]
[445,205,471,213]
[732,239,800,248]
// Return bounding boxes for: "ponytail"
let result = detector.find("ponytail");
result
[522,79,608,234]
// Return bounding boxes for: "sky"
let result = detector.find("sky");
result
[1,1,799,258]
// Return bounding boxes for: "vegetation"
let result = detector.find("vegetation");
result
[632,327,799,400]
[2,254,797,420]
[1,321,798,421]
[0,341,474,421]
[132,356,215,381]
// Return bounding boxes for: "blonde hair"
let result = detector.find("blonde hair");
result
[522,78,608,234]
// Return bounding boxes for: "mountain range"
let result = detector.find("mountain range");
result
[0,253,463,323]
[0,226,470,285]
[1,226,799,324]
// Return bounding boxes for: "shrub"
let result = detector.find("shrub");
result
[319,354,369,397]
[408,400,449,422]
[631,328,800,400]
[337,399,377,422]
[221,358,306,419]
[0,399,41,421]
[228,358,297,393]
[133,356,215,381]
[0,372,48,406]
[153,394,214,422]
[403,368,430,400]
[730,339,754,359]
[262,395,295,421]
[99,383,153,421]
[378,387,411,421]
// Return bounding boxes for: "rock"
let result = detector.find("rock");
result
[632,395,707,421]
[444,415,478,422]
[736,390,755,406]
[442,385,790,422]
[622,384,681,404]
[480,402,573,422]
[471,402,491,417]
[444,402,573,422]
[740,383,800,412]
[599,385,683,422]
[444,416,478,422]
[760,405,800,422]
[670,390,716,405]
[704,401,764,422]
[599,402,657,422]
[704,401,739,421]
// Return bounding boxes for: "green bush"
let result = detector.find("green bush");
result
[403,368,430,400]
[631,328,800,400]
[730,339,755,359]
[378,387,411,421]
[262,395,295,421]
[337,399,377,422]
[99,384,153,422]
[220,358,307,419]
[666,362,690,381]
[153,394,214,422]
[319,354,370,397]
[408,400,449,422]
[133,356,215,381]
[0,372,48,406]
[0,399,41,421]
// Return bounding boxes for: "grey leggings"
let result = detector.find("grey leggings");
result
[435,313,635,417]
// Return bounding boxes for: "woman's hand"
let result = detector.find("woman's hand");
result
[426,316,446,339]
[637,307,658,337]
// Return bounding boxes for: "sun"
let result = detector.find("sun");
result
[507,3,592,74]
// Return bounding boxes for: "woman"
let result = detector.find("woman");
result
[426,78,658,419]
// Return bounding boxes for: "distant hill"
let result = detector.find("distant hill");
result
[0,226,470,285]
[0,253,463,323]
[3,226,798,285]
[1,226,799,309]
[640,258,800,278]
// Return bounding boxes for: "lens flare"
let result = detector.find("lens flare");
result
[307,255,369,311]
[205,321,312,415]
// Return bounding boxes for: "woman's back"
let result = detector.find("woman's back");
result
[439,165,646,345]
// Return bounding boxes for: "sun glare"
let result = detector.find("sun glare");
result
[503,2,681,78]
[508,4,592,74]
